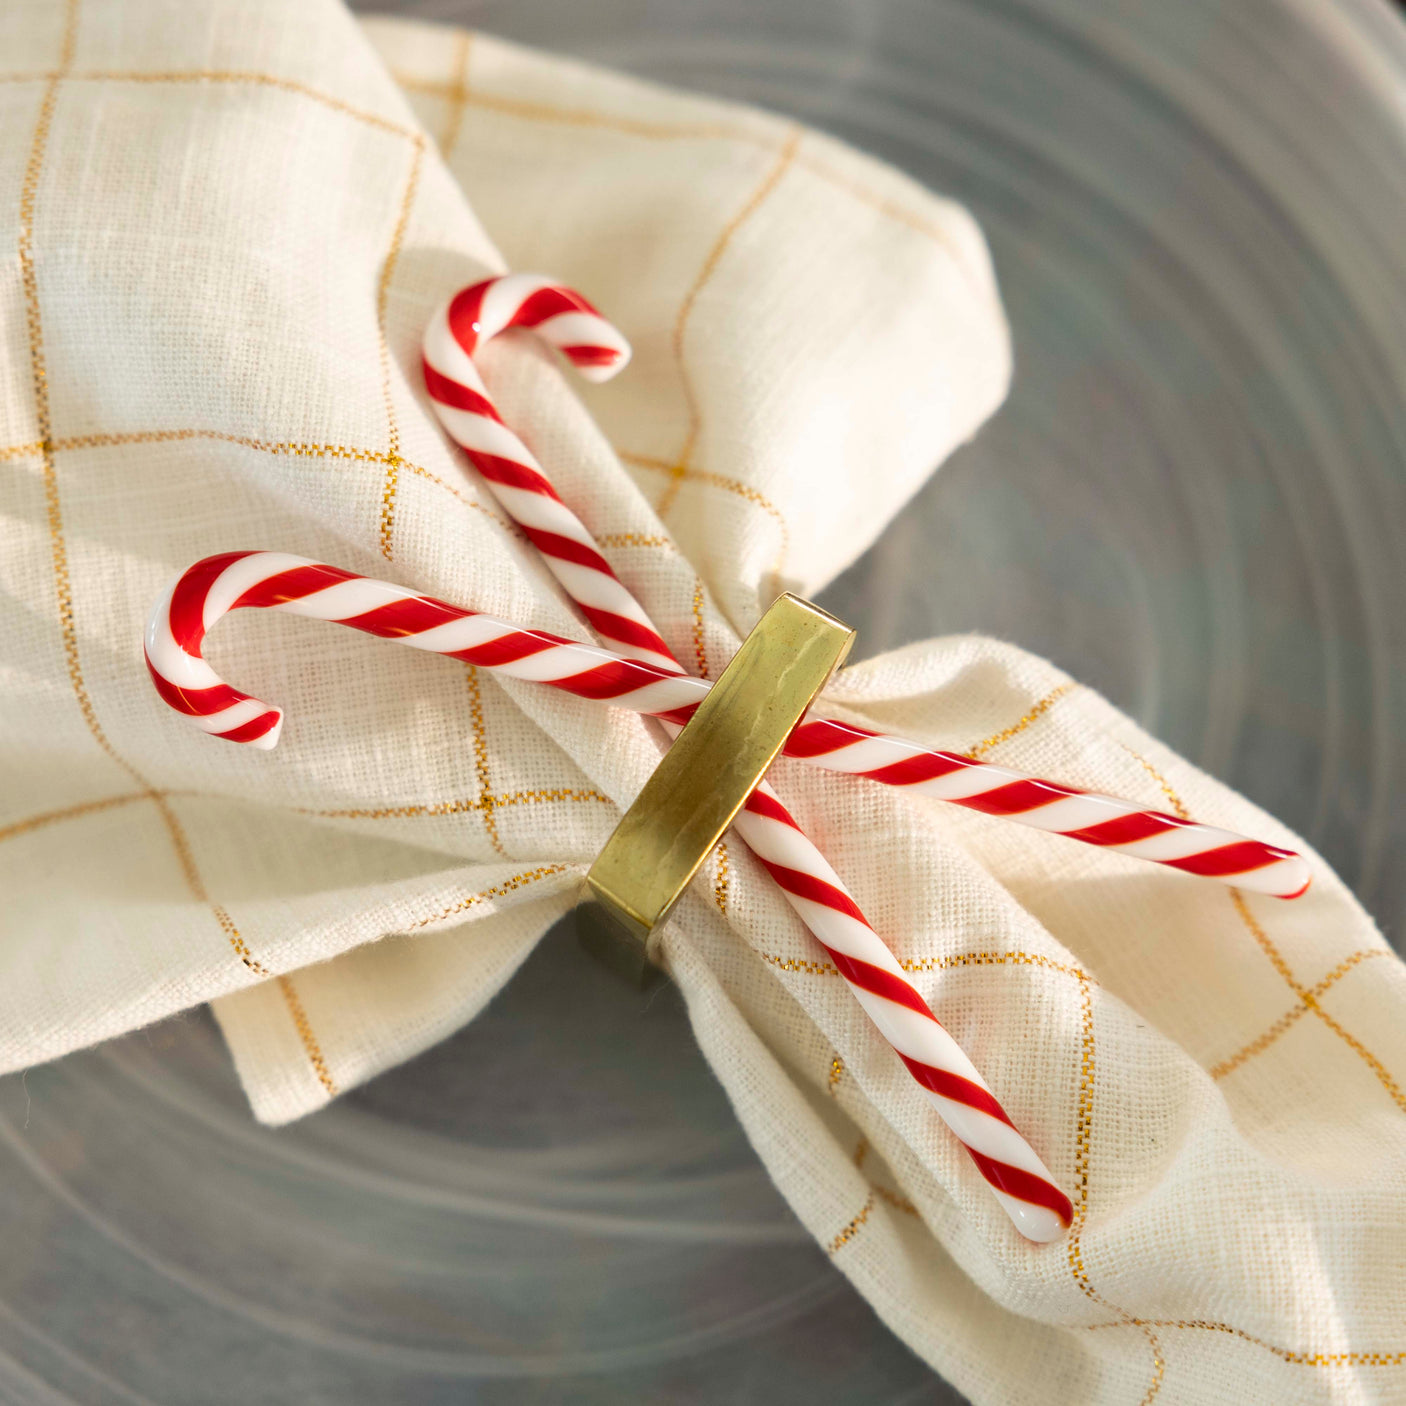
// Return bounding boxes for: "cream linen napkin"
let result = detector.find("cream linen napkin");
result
[4,2,1406,1402]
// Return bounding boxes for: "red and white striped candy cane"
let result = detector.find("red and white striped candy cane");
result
[148,554,1073,1242]
[423,277,1307,901]
[142,551,705,751]
[421,275,1073,1241]
[144,550,1306,892]
[144,556,1309,897]
[420,274,674,671]
[781,719,1310,897]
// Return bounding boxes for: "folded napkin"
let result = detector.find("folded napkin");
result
[3,2,1404,1402]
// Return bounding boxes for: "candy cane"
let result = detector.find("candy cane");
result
[142,550,704,750]
[420,275,675,670]
[144,553,1307,898]
[420,275,1073,1241]
[783,719,1310,897]
[150,553,1074,1242]
[422,276,1309,901]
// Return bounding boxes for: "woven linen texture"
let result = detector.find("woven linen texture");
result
[1,3,1403,1401]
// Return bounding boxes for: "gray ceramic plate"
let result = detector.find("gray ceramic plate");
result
[5,1,1404,1401]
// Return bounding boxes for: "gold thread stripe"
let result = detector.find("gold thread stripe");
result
[276,974,336,1096]
[825,1190,875,1255]
[0,787,612,843]
[438,30,473,157]
[52,69,416,138]
[1209,1005,1310,1082]
[393,71,739,143]
[851,1144,919,1218]
[1311,1002,1406,1114]
[32,426,513,530]
[759,951,838,976]
[712,840,730,914]
[1231,887,1302,993]
[150,794,269,976]
[1121,746,1191,821]
[57,6,77,67]
[375,136,426,561]
[619,451,790,566]
[1310,947,1394,997]
[903,950,1093,981]
[872,1182,919,1217]
[655,128,801,520]
[1230,888,1406,1109]
[1065,972,1167,1403]
[463,665,505,857]
[56,427,384,459]
[21,3,118,770]
[402,864,575,932]
[1083,1318,1406,1369]
[1210,949,1394,1081]
[690,577,709,679]
[966,683,1074,760]
[1066,975,1096,1290]
[396,58,968,266]
[596,531,676,550]
[759,948,1095,983]
[790,151,964,262]
[0,792,148,843]
[304,787,612,821]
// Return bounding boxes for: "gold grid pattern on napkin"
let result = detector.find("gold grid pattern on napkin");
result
[3,12,1403,1388]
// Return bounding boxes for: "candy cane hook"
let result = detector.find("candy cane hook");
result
[143,550,704,751]
[420,275,675,669]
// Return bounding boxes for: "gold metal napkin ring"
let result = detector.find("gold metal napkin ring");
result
[586,592,855,954]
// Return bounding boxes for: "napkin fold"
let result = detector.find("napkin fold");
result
[3,3,1404,1403]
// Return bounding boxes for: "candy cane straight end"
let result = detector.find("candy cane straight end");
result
[1271,849,1313,899]
[245,712,283,750]
[569,343,631,384]
[1245,866,1311,900]
[1010,1197,1071,1245]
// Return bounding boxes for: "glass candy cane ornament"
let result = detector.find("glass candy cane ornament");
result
[421,274,1080,1240]
[144,553,1307,897]
[145,549,1075,1240]
[419,276,1309,901]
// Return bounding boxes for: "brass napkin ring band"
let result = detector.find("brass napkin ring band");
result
[585,592,855,962]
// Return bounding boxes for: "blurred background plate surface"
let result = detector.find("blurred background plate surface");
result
[4,0,1405,1400]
